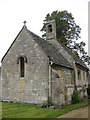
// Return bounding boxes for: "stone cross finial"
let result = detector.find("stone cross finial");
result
[23,21,27,28]
[23,20,26,25]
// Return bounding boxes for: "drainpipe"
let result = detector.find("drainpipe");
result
[48,61,53,99]
[73,61,77,91]
[49,63,51,97]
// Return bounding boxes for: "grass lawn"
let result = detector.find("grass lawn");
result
[1,99,90,118]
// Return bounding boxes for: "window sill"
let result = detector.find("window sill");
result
[19,77,25,80]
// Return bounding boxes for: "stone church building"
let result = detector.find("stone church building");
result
[1,20,89,106]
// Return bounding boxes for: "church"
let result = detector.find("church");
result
[1,20,89,106]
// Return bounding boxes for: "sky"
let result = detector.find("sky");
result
[0,0,89,66]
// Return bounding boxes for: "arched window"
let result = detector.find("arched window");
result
[48,24,52,33]
[78,70,81,80]
[20,57,25,77]
[17,56,27,78]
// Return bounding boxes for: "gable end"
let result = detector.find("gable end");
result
[1,27,25,62]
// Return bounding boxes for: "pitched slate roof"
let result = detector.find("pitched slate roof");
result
[59,41,88,70]
[27,28,88,70]
[1,26,88,70]
[27,29,73,69]
[1,26,72,69]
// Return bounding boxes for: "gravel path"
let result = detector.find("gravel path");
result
[58,104,89,119]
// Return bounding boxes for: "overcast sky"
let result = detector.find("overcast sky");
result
[0,0,89,65]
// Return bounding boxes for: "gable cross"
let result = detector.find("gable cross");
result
[23,21,27,28]
[23,21,26,26]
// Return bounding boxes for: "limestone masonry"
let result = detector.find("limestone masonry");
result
[0,20,89,106]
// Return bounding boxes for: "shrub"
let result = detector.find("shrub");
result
[72,90,80,104]
[48,97,53,107]
[41,102,47,108]
[41,97,53,108]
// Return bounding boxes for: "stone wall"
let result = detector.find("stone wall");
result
[1,28,49,104]
[75,66,88,98]
[47,39,88,101]
[46,20,88,103]
[1,24,88,106]
[51,65,74,106]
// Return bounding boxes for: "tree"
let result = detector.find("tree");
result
[73,41,90,65]
[41,10,81,47]
[41,10,90,65]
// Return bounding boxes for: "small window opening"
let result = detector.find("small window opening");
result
[86,72,88,81]
[20,57,25,77]
[78,70,81,80]
[56,73,59,78]
[48,24,52,33]
[83,72,85,81]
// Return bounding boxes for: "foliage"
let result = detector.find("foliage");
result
[41,97,53,108]
[73,41,90,65]
[1,100,89,118]
[48,97,53,107]
[72,90,80,104]
[41,10,81,47]
[41,10,89,65]
[41,102,47,108]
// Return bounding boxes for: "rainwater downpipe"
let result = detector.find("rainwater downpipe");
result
[49,61,53,99]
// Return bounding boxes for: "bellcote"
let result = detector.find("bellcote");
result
[46,19,56,40]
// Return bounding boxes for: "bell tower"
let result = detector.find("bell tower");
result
[46,19,56,40]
